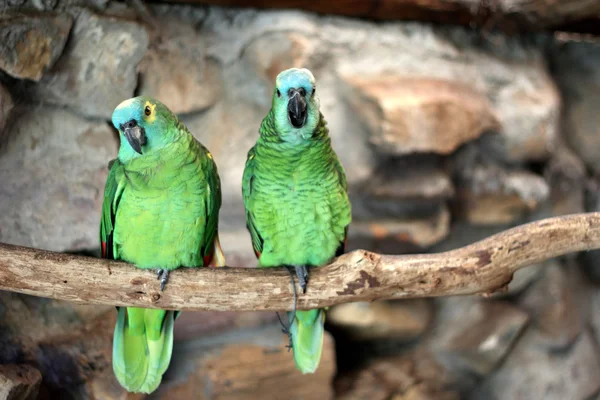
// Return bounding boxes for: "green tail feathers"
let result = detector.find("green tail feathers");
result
[288,309,325,374]
[112,307,180,393]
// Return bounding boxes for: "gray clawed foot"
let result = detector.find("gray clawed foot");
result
[294,265,308,293]
[155,269,169,291]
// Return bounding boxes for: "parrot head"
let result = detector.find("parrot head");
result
[271,68,320,143]
[112,96,178,161]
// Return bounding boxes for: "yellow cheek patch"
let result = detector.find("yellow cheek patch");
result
[143,101,157,123]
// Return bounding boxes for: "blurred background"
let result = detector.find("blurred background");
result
[0,0,599,399]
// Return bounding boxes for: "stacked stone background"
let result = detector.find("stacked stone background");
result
[0,1,599,399]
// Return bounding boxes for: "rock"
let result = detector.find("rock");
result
[30,0,58,11]
[426,297,529,380]
[327,299,432,341]
[469,329,600,400]
[86,368,138,400]
[551,41,600,174]
[0,364,41,400]
[359,155,454,202]
[592,290,600,345]
[333,24,559,162]
[391,385,459,400]
[244,31,314,83]
[349,206,450,252]
[341,75,499,155]
[481,66,560,163]
[453,157,550,225]
[33,9,148,119]
[173,311,277,341]
[137,17,222,115]
[519,261,593,349]
[0,84,13,139]
[336,351,458,400]
[155,324,336,399]
[0,12,72,81]
[544,144,586,216]
[0,106,118,252]
[0,293,116,397]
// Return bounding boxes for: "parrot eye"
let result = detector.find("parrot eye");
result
[312,87,316,95]
[276,89,281,98]
[144,106,152,116]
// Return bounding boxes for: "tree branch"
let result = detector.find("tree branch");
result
[0,213,599,311]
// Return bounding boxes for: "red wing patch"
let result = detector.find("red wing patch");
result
[101,241,107,258]
[204,253,215,268]
[253,249,261,259]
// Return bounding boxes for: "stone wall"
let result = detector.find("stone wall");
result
[0,1,599,399]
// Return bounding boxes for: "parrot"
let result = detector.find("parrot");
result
[242,68,352,373]
[100,96,225,393]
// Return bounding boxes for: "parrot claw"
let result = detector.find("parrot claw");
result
[156,269,169,291]
[294,265,309,293]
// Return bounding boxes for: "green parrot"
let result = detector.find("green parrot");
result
[242,68,352,373]
[100,96,225,393]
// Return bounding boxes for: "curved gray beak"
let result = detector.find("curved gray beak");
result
[121,119,146,155]
[288,89,307,128]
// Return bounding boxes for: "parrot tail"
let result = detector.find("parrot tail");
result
[112,307,179,394]
[288,308,325,374]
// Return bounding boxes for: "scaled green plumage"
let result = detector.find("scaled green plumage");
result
[100,96,224,393]
[242,68,351,373]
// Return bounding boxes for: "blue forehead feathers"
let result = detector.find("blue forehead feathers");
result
[276,68,315,92]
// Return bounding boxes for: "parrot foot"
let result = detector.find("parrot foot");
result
[276,266,298,352]
[294,265,309,293]
[155,269,170,291]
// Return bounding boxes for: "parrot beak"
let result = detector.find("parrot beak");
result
[288,89,307,128]
[121,119,146,155]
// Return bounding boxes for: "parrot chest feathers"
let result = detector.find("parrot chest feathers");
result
[250,158,350,268]
[113,162,210,269]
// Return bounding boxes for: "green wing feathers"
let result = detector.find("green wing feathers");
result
[113,307,180,394]
[100,160,125,259]
[242,146,263,258]
[288,309,326,374]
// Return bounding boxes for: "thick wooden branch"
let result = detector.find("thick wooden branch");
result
[0,213,599,311]
[156,0,600,35]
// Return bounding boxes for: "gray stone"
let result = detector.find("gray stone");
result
[359,155,454,202]
[0,364,41,400]
[426,297,529,379]
[0,12,72,81]
[327,299,433,341]
[154,324,336,400]
[336,350,458,400]
[592,290,600,346]
[341,75,499,155]
[137,17,222,115]
[0,84,13,140]
[33,9,148,119]
[552,41,600,174]
[349,205,450,251]
[469,329,600,400]
[330,23,559,163]
[544,144,586,216]
[0,106,118,252]
[519,261,593,349]
[451,146,550,225]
